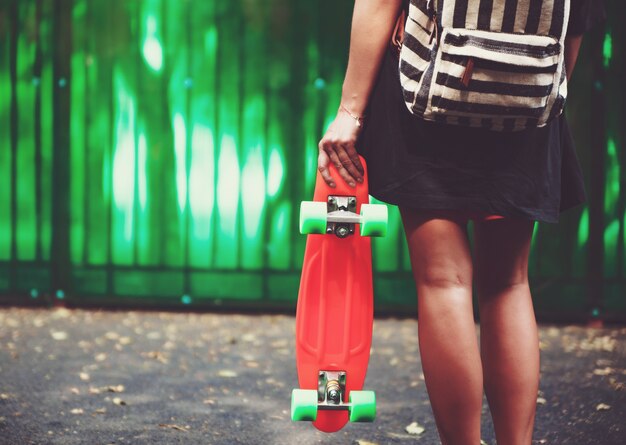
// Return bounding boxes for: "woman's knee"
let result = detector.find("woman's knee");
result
[417,263,473,290]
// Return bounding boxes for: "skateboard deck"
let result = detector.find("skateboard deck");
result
[291,156,386,432]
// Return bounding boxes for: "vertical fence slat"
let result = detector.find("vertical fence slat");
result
[0,2,13,263]
[50,0,72,295]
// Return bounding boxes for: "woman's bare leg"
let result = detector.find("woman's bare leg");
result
[401,209,482,445]
[473,218,539,445]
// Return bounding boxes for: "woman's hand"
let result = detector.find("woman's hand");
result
[318,107,365,188]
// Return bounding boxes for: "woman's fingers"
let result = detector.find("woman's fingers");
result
[327,148,357,188]
[317,147,336,188]
[341,141,365,180]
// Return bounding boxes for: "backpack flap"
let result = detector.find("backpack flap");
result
[428,28,563,131]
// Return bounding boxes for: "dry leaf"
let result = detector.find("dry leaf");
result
[143,351,168,364]
[104,332,120,341]
[107,385,125,393]
[218,370,237,378]
[79,373,90,381]
[95,353,107,362]
[118,336,132,345]
[70,408,84,415]
[158,423,188,432]
[593,367,614,376]
[89,387,101,395]
[94,408,107,414]
[356,441,378,445]
[112,397,126,406]
[596,403,611,411]
[405,421,425,435]
[70,388,80,395]
[536,397,547,405]
[609,378,625,391]
[51,331,68,341]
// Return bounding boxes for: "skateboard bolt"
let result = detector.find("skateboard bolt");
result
[329,389,340,403]
[326,380,341,404]
[335,225,350,238]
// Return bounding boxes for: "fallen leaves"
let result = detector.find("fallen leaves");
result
[563,334,616,353]
[596,403,611,411]
[217,370,238,378]
[112,397,126,406]
[609,378,625,391]
[158,423,189,432]
[405,421,425,436]
[142,351,168,364]
[107,385,125,393]
[50,331,68,341]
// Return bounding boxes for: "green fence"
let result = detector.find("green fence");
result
[0,0,624,321]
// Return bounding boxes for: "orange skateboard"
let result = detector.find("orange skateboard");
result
[291,156,387,432]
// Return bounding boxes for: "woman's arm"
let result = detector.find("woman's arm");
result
[564,35,584,82]
[318,0,403,188]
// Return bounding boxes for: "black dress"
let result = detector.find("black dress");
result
[357,0,605,223]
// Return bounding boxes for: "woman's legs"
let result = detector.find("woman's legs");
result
[401,209,482,445]
[473,218,539,445]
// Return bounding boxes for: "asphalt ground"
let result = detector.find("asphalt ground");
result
[0,307,624,445]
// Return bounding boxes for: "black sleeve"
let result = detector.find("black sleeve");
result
[567,0,606,36]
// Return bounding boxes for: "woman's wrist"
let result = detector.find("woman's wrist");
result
[338,103,366,128]
[339,92,367,116]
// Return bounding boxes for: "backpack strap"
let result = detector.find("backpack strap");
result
[391,0,410,54]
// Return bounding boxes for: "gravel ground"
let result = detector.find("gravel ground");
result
[0,307,624,445]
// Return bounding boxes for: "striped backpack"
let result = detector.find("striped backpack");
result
[399,0,571,131]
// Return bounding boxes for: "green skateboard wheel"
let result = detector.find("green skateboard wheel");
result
[299,201,327,235]
[349,390,376,422]
[360,204,388,237]
[291,389,318,421]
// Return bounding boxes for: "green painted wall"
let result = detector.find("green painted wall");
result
[0,0,624,320]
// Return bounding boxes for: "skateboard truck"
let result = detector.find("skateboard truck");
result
[317,371,347,410]
[326,196,358,238]
[299,195,387,238]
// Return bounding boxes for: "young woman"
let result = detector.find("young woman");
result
[317,1,605,444]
